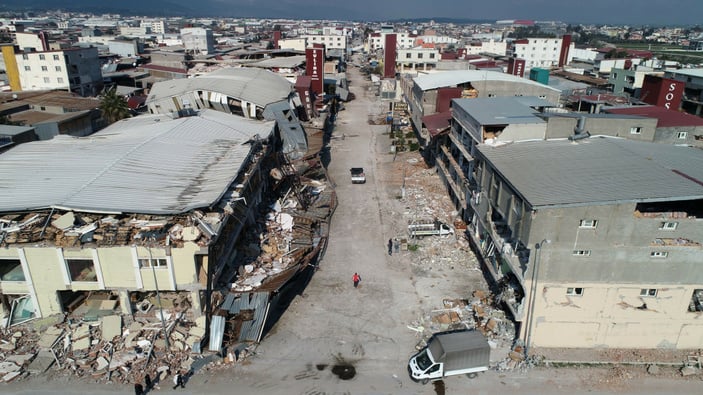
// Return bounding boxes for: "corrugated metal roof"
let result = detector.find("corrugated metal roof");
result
[147,67,293,109]
[477,137,703,209]
[247,55,306,69]
[0,110,274,214]
[208,315,226,352]
[413,70,560,92]
[453,97,546,125]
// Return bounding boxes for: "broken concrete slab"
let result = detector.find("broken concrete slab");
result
[171,330,185,341]
[72,325,90,340]
[95,356,109,371]
[51,212,75,231]
[3,371,22,382]
[0,341,16,351]
[189,326,205,338]
[26,350,55,374]
[5,354,35,366]
[38,326,63,349]
[101,315,122,341]
[72,336,91,351]
[681,366,699,376]
[0,362,20,374]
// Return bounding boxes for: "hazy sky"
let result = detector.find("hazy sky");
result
[235,0,701,26]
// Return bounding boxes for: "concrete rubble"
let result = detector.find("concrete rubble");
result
[395,152,535,373]
[0,292,218,385]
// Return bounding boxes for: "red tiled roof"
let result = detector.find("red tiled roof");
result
[605,106,703,128]
[422,111,452,137]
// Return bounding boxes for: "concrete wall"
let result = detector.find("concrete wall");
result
[0,241,203,318]
[654,125,703,147]
[531,281,703,348]
[544,116,657,141]
[497,123,546,142]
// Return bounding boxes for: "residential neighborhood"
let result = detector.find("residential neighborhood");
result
[0,6,702,394]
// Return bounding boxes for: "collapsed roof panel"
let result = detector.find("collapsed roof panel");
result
[0,110,275,215]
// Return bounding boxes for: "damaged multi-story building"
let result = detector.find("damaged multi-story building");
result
[0,67,335,360]
[438,96,703,350]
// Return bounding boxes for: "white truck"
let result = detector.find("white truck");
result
[408,330,490,384]
[407,218,454,238]
[350,167,366,184]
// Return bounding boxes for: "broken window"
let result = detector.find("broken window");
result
[579,219,598,229]
[640,288,658,297]
[66,259,97,282]
[0,259,25,282]
[566,287,584,296]
[7,295,36,327]
[139,258,168,268]
[688,289,703,312]
[660,221,678,230]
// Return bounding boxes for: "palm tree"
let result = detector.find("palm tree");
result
[99,86,131,125]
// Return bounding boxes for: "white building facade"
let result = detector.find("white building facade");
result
[509,37,575,69]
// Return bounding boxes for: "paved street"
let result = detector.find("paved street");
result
[4,62,703,395]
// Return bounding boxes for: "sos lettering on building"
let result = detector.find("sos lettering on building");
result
[641,75,685,110]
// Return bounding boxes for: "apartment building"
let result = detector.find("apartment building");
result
[4,46,103,97]
[468,138,703,349]
[436,96,703,350]
[608,66,662,96]
[509,37,574,69]
[404,70,561,143]
[367,31,415,51]
[180,27,215,55]
[396,47,440,73]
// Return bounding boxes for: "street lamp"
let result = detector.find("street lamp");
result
[524,238,550,356]
[147,236,170,348]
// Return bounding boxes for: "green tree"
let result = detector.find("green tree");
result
[99,86,131,124]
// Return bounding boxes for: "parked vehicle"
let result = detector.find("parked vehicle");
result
[408,330,490,384]
[407,218,454,238]
[350,167,366,184]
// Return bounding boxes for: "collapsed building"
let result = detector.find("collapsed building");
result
[0,67,336,382]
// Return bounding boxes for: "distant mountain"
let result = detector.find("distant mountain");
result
[388,17,495,25]
[0,0,369,20]
[0,0,197,17]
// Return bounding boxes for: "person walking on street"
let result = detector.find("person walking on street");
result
[172,372,182,390]
[388,239,393,256]
[352,272,361,288]
[145,373,152,392]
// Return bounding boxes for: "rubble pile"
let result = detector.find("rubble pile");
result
[0,210,222,249]
[0,293,220,385]
[408,290,518,368]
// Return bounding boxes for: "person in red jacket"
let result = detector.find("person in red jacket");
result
[352,272,361,288]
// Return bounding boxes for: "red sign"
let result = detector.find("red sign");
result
[384,34,397,79]
[508,58,525,77]
[559,34,571,67]
[305,48,324,95]
[641,75,684,110]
